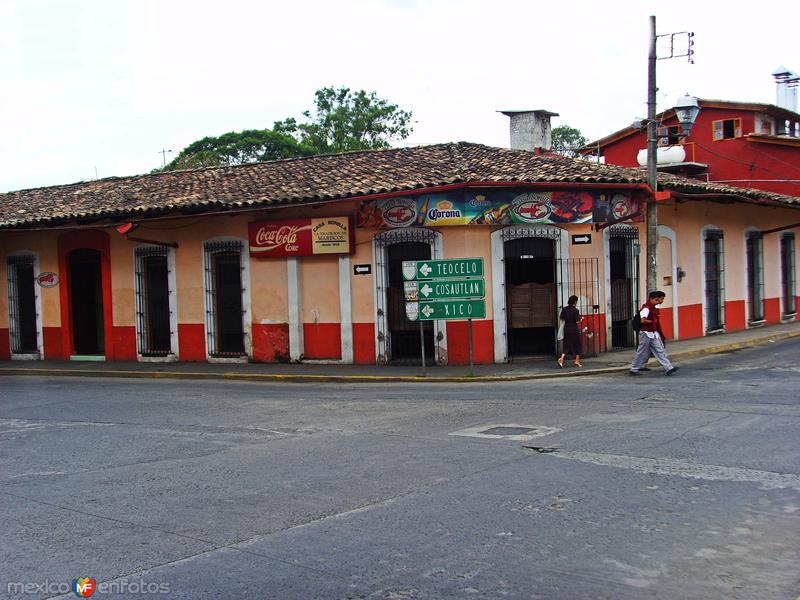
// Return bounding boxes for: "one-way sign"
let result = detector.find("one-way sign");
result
[571,234,592,245]
[353,264,371,275]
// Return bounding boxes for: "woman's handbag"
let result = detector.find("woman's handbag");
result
[557,318,565,341]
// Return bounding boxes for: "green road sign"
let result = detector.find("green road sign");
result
[406,299,486,321]
[402,258,484,281]
[404,278,485,301]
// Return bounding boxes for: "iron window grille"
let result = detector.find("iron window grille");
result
[781,233,796,316]
[203,240,247,357]
[134,245,173,356]
[704,230,725,332]
[746,232,764,322]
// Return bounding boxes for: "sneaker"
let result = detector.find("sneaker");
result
[666,367,679,376]
[629,370,641,376]
[639,367,651,371]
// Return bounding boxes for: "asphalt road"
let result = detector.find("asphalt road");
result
[1,339,799,599]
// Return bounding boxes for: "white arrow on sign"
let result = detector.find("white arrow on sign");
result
[354,265,370,274]
[421,304,434,318]
[419,263,432,277]
[420,283,433,297]
[573,235,591,244]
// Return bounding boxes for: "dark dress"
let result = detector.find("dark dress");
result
[559,305,582,356]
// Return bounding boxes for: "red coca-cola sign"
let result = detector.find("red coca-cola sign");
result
[248,217,353,257]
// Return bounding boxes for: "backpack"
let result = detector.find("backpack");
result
[631,313,641,333]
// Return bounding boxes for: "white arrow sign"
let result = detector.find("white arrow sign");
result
[419,263,432,277]
[572,234,592,244]
[421,304,434,318]
[420,283,433,297]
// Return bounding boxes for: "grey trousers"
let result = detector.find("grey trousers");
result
[630,332,674,372]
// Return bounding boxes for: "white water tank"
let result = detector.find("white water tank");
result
[636,145,686,166]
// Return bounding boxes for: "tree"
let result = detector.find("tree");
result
[551,125,588,158]
[275,86,413,154]
[157,129,314,172]
[156,87,413,172]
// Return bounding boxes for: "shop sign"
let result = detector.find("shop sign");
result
[248,217,353,257]
[356,190,642,228]
[36,272,59,287]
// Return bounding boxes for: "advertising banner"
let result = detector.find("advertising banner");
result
[356,190,641,228]
[248,217,353,257]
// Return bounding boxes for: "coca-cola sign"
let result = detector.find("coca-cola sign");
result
[36,272,60,288]
[248,217,353,257]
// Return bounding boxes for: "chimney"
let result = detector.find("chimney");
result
[500,110,559,152]
[772,65,799,113]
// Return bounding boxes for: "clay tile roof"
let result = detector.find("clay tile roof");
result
[0,142,797,229]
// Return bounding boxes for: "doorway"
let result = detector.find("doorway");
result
[69,248,105,355]
[504,237,556,357]
[609,231,639,348]
[6,255,39,354]
[386,242,434,364]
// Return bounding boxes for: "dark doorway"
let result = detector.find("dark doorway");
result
[69,248,105,355]
[139,253,171,355]
[704,231,724,331]
[7,258,38,353]
[609,236,638,348]
[212,252,245,355]
[504,237,556,357]
[387,242,434,364]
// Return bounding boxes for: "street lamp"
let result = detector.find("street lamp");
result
[673,95,700,136]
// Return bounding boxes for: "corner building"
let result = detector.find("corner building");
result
[1,143,798,366]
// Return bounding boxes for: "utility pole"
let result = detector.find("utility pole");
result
[646,15,658,292]
[645,16,695,292]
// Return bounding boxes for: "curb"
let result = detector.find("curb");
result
[1,329,798,384]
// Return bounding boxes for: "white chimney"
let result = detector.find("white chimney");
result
[772,65,799,112]
[499,109,559,152]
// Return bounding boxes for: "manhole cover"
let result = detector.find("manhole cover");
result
[480,426,534,436]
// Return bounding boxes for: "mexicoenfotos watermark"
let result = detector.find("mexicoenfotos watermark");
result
[6,577,170,596]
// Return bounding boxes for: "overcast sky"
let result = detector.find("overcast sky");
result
[1,0,797,193]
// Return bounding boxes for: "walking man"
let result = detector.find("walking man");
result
[630,290,679,376]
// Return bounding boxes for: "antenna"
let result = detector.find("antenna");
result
[158,149,173,167]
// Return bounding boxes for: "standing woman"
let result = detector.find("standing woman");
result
[558,295,583,368]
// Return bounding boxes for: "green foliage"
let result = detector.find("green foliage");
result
[551,125,588,158]
[156,87,413,172]
[156,129,314,172]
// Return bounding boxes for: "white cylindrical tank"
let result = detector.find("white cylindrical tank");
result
[636,146,686,166]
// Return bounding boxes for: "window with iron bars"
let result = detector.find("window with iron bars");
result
[6,254,39,354]
[781,233,796,317]
[134,246,173,356]
[203,240,247,357]
[746,231,764,322]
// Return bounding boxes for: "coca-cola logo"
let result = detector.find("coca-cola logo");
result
[253,224,310,253]
[37,272,59,288]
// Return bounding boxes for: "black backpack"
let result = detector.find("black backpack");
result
[631,313,641,333]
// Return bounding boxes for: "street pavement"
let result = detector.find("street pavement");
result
[0,335,798,599]
[0,320,798,383]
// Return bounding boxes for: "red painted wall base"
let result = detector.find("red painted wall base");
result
[445,320,494,365]
[252,323,290,362]
[352,323,375,364]
[178,324,206,361]
[303,323,341,360]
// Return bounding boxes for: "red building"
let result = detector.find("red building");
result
[584,99,800,197]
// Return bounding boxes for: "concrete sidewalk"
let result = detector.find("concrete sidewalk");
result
[1,321,799,383]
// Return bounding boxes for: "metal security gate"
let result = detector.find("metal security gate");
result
[134,246,172,356]
[609,227,640,348]
[6,254,39,354]
[204,240,246,357]
[556,257,604,357]
[375,228,439,365]
[704,230,725,332]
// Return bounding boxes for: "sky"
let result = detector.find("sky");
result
[1,0,798,193]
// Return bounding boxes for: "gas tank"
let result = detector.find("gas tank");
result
[636,145,686,166]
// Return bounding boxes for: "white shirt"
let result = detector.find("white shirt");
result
[639,307,658,339]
